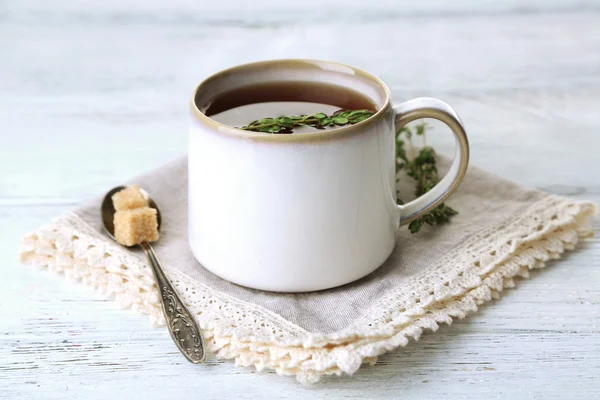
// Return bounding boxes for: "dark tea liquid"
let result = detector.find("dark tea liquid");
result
[203,81,377,133]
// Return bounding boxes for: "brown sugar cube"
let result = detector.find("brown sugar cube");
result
[111,185,147,211]
[114,207,159,246]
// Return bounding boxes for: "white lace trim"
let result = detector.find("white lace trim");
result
[19,195,596,383]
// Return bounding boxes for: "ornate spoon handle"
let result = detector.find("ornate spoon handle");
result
[140,242,205,363]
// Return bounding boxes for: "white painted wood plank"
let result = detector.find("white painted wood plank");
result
[7,0,600,20]
[2,11,599,200]
[2,207,598,399]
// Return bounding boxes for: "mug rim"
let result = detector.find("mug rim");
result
[189,59,392,142]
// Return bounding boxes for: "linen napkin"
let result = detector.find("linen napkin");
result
[20,156,596,383]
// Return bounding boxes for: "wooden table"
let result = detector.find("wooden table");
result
[2,1,599,398]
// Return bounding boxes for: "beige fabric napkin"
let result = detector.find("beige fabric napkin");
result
[20,156,596,382]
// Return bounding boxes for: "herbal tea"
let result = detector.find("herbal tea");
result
[203,81,377,133]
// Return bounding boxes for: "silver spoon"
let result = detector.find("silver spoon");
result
[101,186,205,364]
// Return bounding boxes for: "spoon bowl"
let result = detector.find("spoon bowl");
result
[101,186,205,364]
[101,186,162,242]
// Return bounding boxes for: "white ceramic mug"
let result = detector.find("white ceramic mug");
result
[189,60,469,292]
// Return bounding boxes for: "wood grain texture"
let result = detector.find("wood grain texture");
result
[1,1,599,398]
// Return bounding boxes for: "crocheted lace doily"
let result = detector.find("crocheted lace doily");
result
[20,195,596,383]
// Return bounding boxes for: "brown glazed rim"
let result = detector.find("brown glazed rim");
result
[190,59,391,142]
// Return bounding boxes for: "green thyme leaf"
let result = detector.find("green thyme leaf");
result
[332,116,349,125]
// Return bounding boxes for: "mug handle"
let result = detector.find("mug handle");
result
[393,97,470,226]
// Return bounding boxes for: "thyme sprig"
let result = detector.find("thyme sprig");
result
[240,109,374,133]
[241,110,457,233]
[396,122,458,233]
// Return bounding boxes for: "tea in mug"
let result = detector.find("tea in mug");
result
[202,81,377,133]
